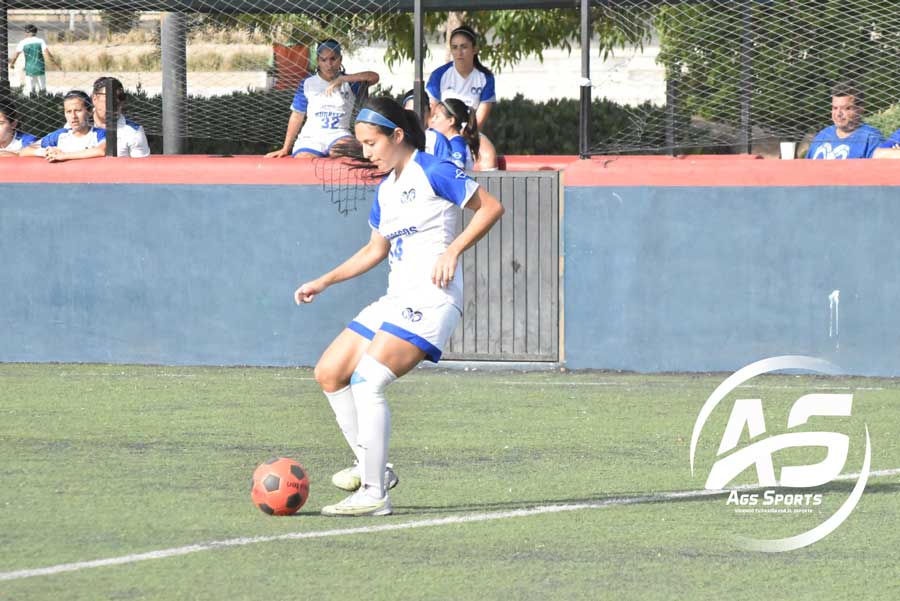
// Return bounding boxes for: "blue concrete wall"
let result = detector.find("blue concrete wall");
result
[564,186,900,375]
[1,184,384,366]
[4,181,899,374]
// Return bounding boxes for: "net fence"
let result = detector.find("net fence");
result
[4,2,900,155]
[3,3,402,152]
[588,0,900,154]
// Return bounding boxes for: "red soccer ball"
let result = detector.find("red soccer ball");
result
[251,457,310,516]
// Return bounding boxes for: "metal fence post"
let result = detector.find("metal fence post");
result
[161,12,187,155]
[579,0,591,158]
[105,78,117,157]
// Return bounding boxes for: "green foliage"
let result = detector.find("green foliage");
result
[867,103,900,136]
[484,94,668,155]
[656,0,900,138]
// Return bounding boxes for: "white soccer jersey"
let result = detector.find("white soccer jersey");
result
[290,74,361,154]
[369,151,479,310]
[1,131,38,152]
[426,62,496,110]
[39,127,106,155]
[109,115,150,158]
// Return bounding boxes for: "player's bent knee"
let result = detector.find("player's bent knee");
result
[314,362,350,393]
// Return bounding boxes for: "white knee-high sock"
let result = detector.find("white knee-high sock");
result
[324,385,362,465]
[350,354,397,498]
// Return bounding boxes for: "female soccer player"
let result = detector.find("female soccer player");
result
[266,39,380,159]
[402,89,451,162]
[295,96,504,517]
[20,90,106,162]
[425,26,498,170]
[0,101,38,157]
[91,77,151,157]
[430,98,480,170]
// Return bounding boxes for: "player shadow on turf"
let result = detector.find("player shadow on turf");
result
[397,480,900,515]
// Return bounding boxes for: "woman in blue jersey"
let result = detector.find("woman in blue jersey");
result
[294,96,504,517]
[0,101,38,157]
[20,90,106,162]
[401,89,451,161]
[425,26,498,170]
[266,39,379,159]
[429,97,479,170]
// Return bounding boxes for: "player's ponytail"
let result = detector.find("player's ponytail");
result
[441,98,480,160]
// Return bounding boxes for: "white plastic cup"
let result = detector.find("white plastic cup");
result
[780,141,797,160]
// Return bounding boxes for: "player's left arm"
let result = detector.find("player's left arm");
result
[475,102,493,128]
[45,142,106,163]
[325,71,380,95]
[431,187,504,288]
[8,50,21,68]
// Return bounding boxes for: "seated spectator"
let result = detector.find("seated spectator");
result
[872,128,900,158]
[429,98,479,170]
[91,77,150,157]
[20,90,106,162]
[265,39,379,159]
[806,83,882,159]
[0,100,38,157]
[402,89,451,161]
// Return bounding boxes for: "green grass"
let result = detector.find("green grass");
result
[1,365,898,600]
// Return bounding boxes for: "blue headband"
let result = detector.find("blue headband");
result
[317,40,342,56]
[356,108,400,130]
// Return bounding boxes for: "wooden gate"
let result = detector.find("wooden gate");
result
[444,171,561,362]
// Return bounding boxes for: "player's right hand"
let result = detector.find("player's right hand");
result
[294,281,323,305]
[265,148,290,158]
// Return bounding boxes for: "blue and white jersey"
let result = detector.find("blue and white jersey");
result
[806,124,883,159]
[39,126,106,154]
[425,128,451,161]
[426,62,496,110]
[106,115,150,158]
[369,150,479,309]
[877,127,900,149]
[1,131,38,152]
[448,135,474,170]
[291,73,361,135]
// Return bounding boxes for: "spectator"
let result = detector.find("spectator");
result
[91,77,150,157]
[20,90,106,162]
[0,100,38,157]
[8,25,61,96]
[425,26,498,170]
[872,128,900,159]
[806,83,883,159]
[402,89,451,162]
[430,98,480,170]
[266,39,379,159]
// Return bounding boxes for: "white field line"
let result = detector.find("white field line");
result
[2,468,898,583]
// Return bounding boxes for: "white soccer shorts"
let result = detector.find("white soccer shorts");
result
[292,128,354,157]
[348,295,462,363]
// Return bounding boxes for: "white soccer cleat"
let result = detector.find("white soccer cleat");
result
[321,489,393,517]
[331,462,399,492]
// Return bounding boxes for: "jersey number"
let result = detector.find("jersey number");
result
[319,115,341,129]
[389,237,404,264]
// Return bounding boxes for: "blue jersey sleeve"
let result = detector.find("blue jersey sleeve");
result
[95,127,107,142]
[18,132,38,147]
[290,78,311,113]
[40,128,66,148]
[480,72,496,104]
[427,129,452,161]
[425,63,451,101]
[878,128,900,149]
[421,154,479,207]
